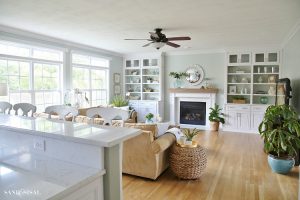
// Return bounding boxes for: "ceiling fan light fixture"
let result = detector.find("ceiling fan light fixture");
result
[152,42,165,49]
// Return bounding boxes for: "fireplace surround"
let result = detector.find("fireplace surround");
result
[169,88,217,129]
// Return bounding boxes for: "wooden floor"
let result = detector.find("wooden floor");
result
[123,131,299,200]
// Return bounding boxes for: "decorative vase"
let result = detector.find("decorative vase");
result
[260,96,268,104]
[185,140,192,145]
[173,79,183,88]
[268,154,294,174]
[145,118,154,124]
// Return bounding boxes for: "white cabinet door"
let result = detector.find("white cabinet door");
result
[237,112,250,131]
[224,111,237,130]
[251,112,264,133]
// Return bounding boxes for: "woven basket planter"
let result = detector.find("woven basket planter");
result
[170,144,207,179]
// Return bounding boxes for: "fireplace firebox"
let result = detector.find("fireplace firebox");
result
[180,101,206,125]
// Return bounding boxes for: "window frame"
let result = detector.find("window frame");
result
[71,53,110,106]
[0,42,63,111]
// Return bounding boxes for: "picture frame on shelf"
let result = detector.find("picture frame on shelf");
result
[229,85,237,94]
[114,84,121,95]
[114,73,121,84]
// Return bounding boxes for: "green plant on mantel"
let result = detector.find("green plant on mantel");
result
[182,128,201,141]
[259,105,300,157]
[169,72,188,79]
[209,104,225,124]
[111,95,128,107]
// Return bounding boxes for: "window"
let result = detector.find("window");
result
[72,53,109,106]
[0,41,63,111]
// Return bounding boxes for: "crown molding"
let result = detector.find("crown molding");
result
[164,49,225,56]
[0,25,123,57]
[281,18,300,48]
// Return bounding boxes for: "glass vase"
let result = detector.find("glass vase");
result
[173,79,183,88]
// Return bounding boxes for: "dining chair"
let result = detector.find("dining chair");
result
[45,105,79,121]
[86,107,130,126]
[13,103,37,117]
[0,101,12,114]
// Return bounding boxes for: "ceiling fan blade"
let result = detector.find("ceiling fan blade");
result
[149,32,159,38]
[166,42,180,48]
[167,37,191,41]
[124,39,151,40]
[142,42,154,47]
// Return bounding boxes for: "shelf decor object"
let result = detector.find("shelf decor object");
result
[260,96,268,104]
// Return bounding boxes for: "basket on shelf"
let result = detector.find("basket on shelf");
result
[232,99,246,104]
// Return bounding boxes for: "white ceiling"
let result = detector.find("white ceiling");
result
[0,0,299,55]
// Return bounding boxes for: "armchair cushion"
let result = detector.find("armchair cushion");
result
[151,133,176,154]
[124,123,158,138]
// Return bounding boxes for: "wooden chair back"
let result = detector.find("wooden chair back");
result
[45,105,79,121]
[13,103,37,117]
[0,101,12,114]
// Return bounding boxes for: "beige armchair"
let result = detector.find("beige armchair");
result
[122,123,176,180]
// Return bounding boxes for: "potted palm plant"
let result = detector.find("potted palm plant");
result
[259,105,300,174]
[209,104,225,131]
[182,128,201,146]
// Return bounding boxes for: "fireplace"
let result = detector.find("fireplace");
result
[180,101,206,125]
[169,88,217,129]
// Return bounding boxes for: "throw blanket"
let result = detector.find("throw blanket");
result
[164,127,183,141]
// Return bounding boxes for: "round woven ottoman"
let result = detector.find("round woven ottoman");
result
[169,144,207,179]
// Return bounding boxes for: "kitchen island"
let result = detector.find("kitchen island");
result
[0,115,141,200]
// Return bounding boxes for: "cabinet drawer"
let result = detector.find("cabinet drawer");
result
[251,105,267,112]
[226,105,250,111]
[139,101,157,108]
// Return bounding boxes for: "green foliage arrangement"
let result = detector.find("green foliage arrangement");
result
[182,128,201,141]
[259,105,300,157]
[145,113,154,120]
[111,95,129,107]
[169,72,188,79]
[209,104,225,124]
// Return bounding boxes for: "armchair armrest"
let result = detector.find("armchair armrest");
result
[151,133,176,154]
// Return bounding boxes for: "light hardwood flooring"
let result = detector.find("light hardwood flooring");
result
[123,131,299,200]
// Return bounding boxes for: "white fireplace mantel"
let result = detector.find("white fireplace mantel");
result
[169,88,218,129]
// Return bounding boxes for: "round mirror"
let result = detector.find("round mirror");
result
[185,65,205,85]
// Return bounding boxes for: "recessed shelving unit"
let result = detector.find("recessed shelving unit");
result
[226,51,280,105]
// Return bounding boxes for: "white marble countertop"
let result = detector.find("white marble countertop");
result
[0,153,105,200]
[0,115,142,147]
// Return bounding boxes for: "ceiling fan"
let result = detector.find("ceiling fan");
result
[125,28,191,49]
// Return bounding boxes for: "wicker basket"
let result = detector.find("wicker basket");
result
[170,144,207,179]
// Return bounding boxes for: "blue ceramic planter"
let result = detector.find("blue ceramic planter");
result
[268,154,295,174]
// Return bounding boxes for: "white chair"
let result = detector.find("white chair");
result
[86,107,130,126]
[13,103,37,117]
[45,105,79,121]
[0,101,12,114]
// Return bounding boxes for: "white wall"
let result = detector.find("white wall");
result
[282,27,300,113]
[163,52,226,120]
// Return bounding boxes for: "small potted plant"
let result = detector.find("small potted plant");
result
[209,104,225,131]
[169,72,188,88]
[182,128,201,145]
[259,105,300,174]
[111,95,129,110]
[145,113,154,124]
